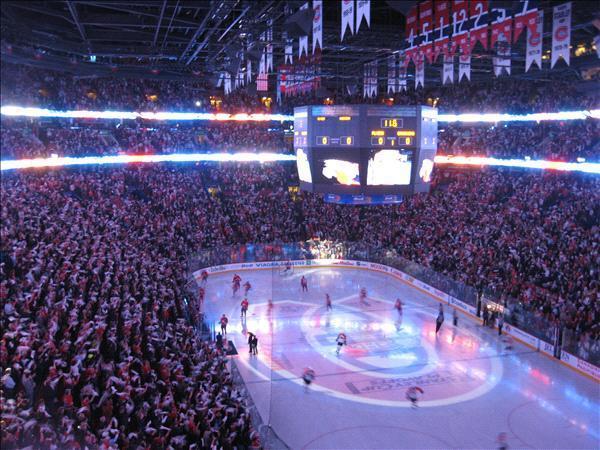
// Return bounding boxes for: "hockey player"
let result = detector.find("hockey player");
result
[336,332,347,355]
[283,260,292,275]
[220,314,229,334]
[405,386,424,408]
[267,298,274,315]
[300,275,308,292]
[452,308,458,327]
[243,281,252,295]
[232,274,241,296]
[302,367,316,392]
[359,287,368,306]
[200,270,209,285]
[241,298,249,318]
[394,298,403,316]
[435,304,444,334]
[326,294,332,311]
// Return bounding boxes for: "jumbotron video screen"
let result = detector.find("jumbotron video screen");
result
[293,105,438,203]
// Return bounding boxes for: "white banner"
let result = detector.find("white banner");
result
[387,54,396,93]
[398,56,407,91]
[526,10,544,72]
[223,72,231,95]
[458,54,471,81]
[552,2,571,68]
[266,22,273,72]
[341,0,354,41]
[442,55,454,84]
[415,51,424,89]
[370,61,378,97]
[313,0,323,53]
[285,42,293,65]
[493,36,511,76]
[246,60,252,83]
[356,0,370,33]
[299,2,309,58]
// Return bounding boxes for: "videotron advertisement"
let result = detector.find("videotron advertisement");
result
[293,105,438,200]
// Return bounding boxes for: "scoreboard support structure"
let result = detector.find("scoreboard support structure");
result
[293,105,438,203]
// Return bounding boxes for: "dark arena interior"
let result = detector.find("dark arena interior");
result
[1,1,599,449]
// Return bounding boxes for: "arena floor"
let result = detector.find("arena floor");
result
[201,267,599,449]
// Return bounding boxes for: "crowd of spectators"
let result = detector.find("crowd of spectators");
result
[1,167,265,449]
[2,63,598,115]
[438,119,600,161]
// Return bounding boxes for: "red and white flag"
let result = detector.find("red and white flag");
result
[313,0,322,53]
[526,10,543,72]
[552,2,571,68]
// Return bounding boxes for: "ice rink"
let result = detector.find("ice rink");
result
[201,266,599,449]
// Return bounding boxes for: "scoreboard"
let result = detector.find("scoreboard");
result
[294,105,438,202]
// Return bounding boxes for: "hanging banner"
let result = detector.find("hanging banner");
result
[469,0,489,50]
[443,54,454,84]
[493,34,511,76]
[451,0,469,57]
[356,0,370,33]
[371,61,378,97]
[266,22,273,72]
[415,50,425,89]
[398,56,407,92]
[299,2,309,58]
[246,60,252,83]
[405,5,419,48]
[526,10,543,71]
[419,0,434,42]
[341,0,355,41]
[552,2,571,68]
[433,1,450,61]
[224,72,232,94]
[513,2,539,43]
[491,15,512,48]
[313,0,322,53]
[285,42,293,65]
[458,54,471,81]
[387,54,397,93]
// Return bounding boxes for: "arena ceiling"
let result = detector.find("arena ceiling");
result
[1,1,598,87]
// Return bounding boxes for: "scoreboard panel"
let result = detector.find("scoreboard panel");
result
[294,105,438,200]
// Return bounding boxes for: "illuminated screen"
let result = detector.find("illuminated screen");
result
[366,149,412,185]
[320,159,360,185]
[296,148,312,183]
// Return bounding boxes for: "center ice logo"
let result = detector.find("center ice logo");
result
[237,300,503,408]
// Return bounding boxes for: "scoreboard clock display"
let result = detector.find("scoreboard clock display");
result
[294,105,438,201]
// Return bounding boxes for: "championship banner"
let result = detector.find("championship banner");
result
[451,0,469,57]
[387,54,397,94]
[246,60,252,83]
[469,0,489,50]
[443,54,454,84]
[433,1,450,62]
[419,0,434,42]
[356,0,370,32]
[491,16,512,48]
[224,72,232,95]
[526,10,543,72]
[552,2,571,68]
[458,53,471,81]
[313,0,322,53]
[513,2,539,43]
[405,5,418,47]
[415,50,425,89]
[299,2,309,58]
[341,0,355,41]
